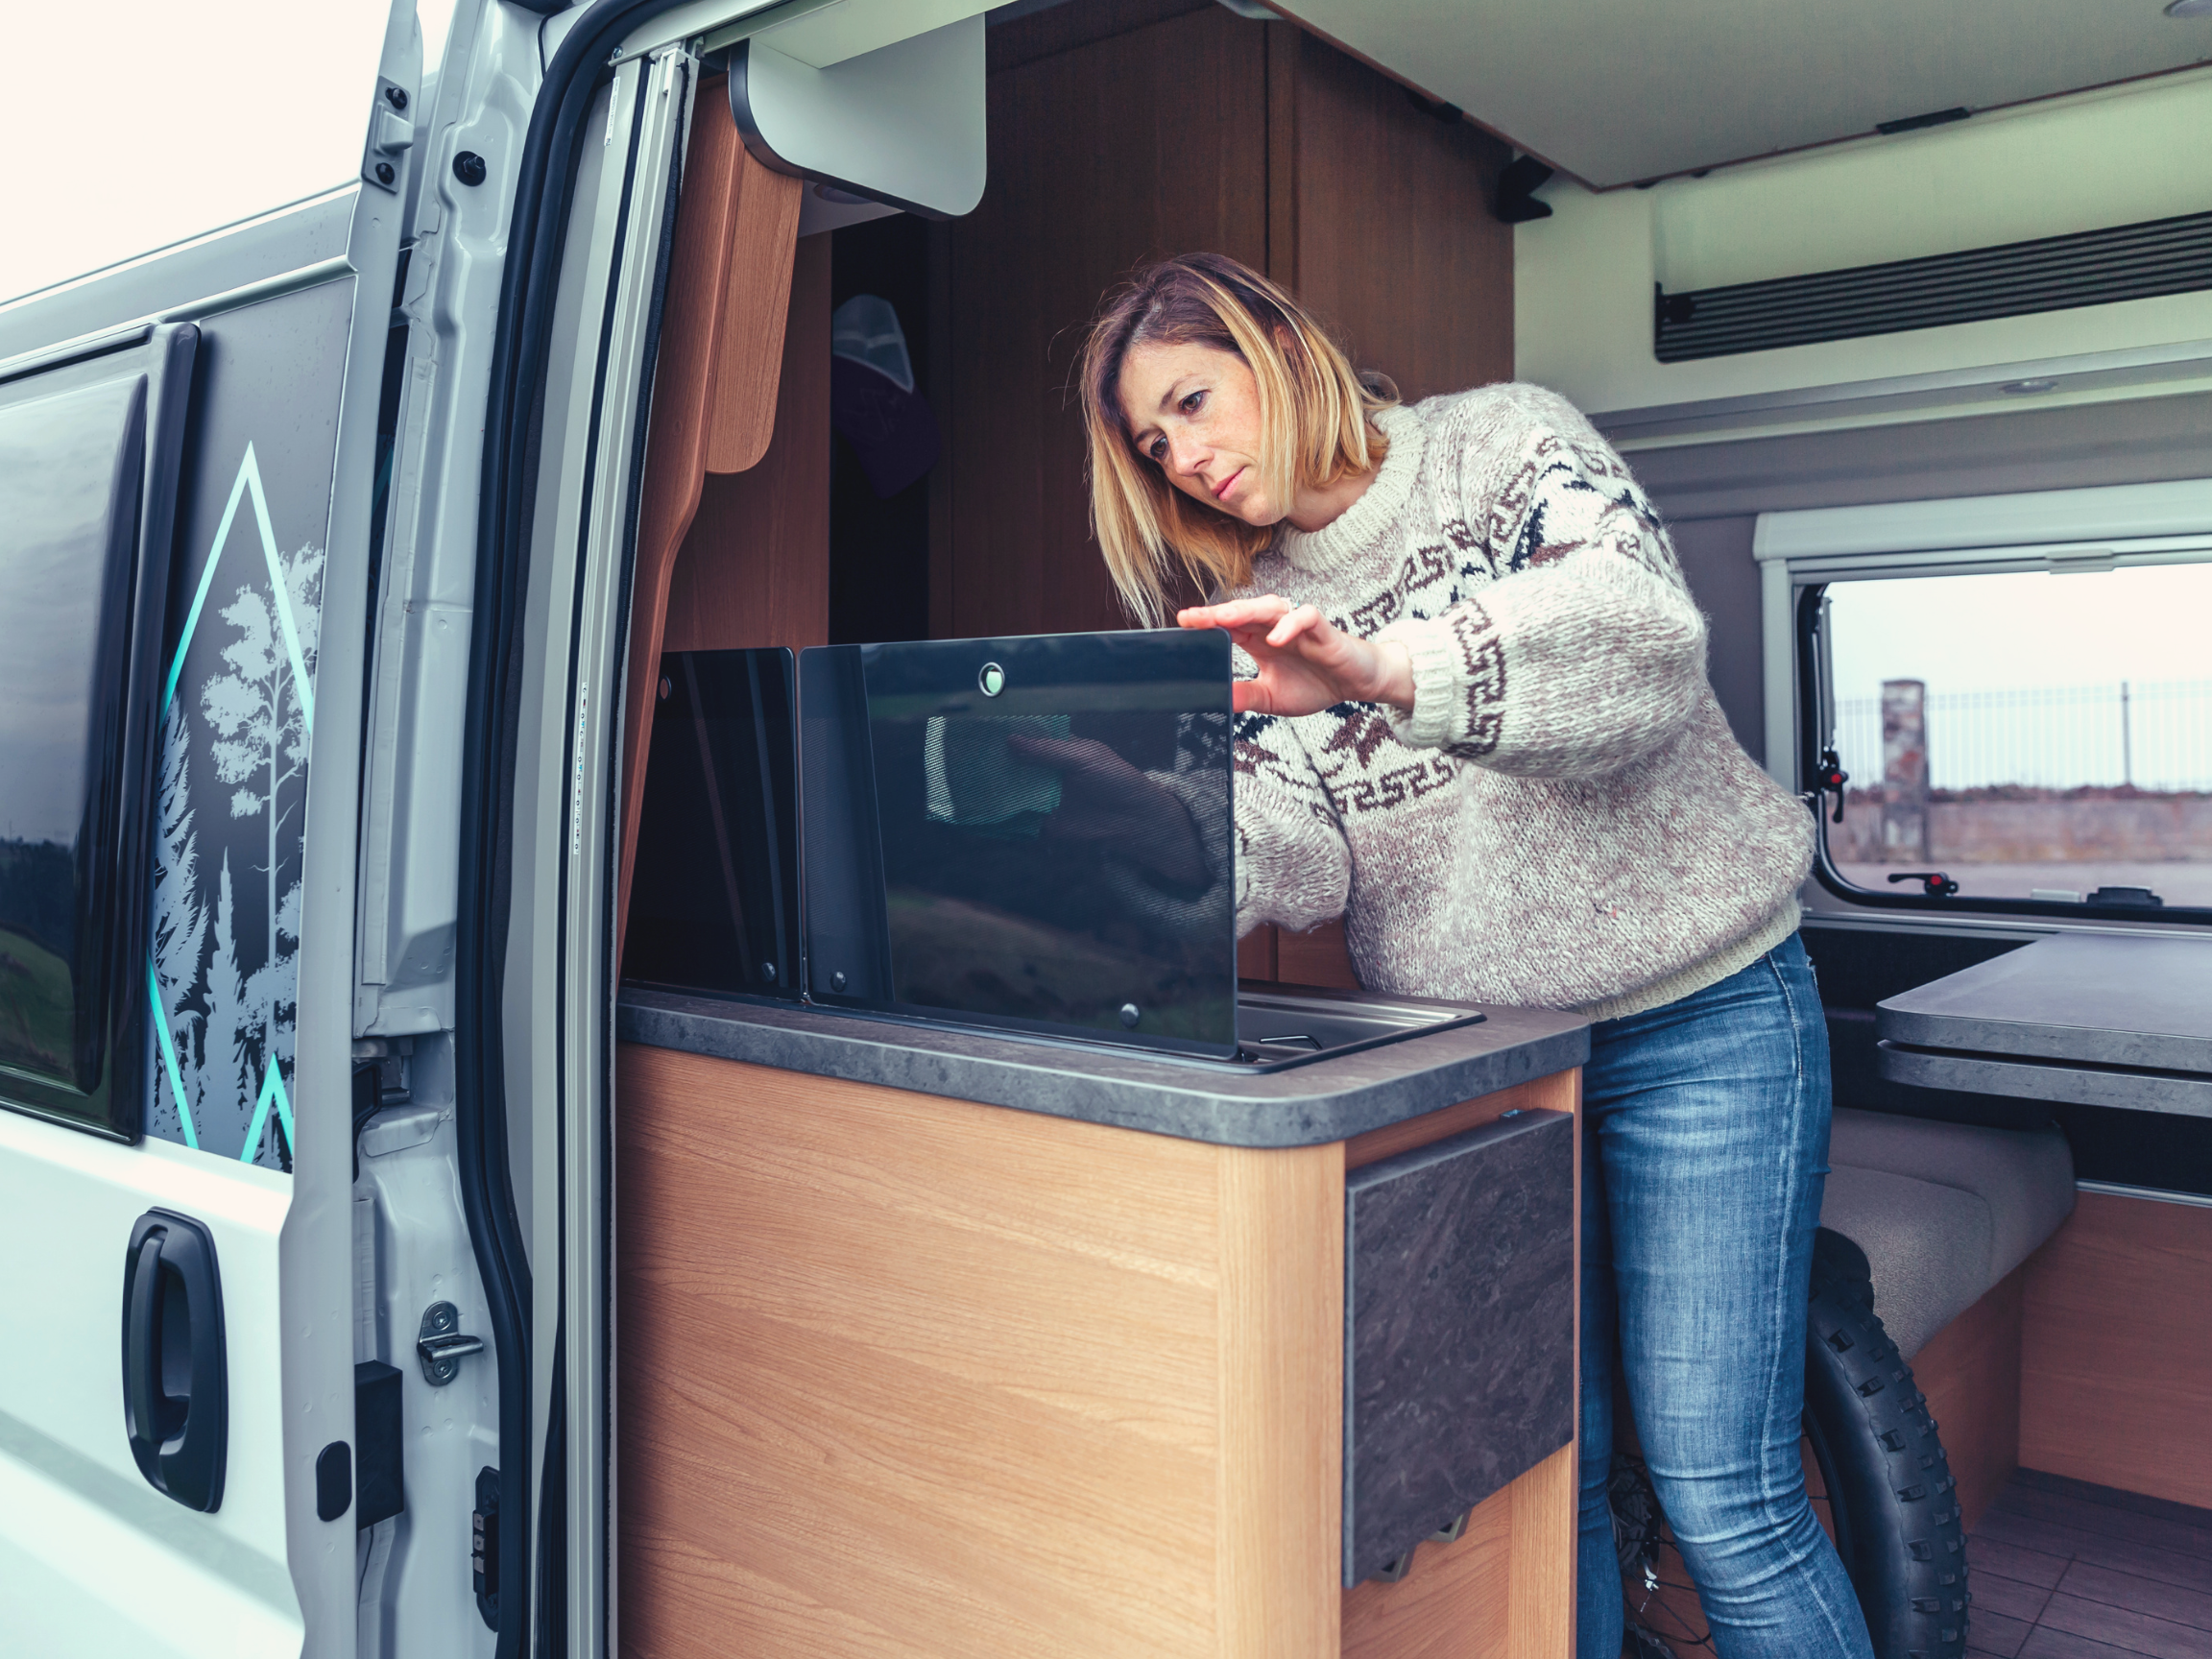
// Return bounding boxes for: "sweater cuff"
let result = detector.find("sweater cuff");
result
[1374,615,1461,750]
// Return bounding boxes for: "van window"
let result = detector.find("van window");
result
[1813,561,2212,914]
[0,371,146,1137]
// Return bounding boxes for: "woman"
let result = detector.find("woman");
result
[1077,253,1874,1659]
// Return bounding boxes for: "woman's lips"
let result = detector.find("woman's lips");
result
[1213,467,1244,500]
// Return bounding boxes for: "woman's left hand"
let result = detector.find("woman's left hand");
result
[1178,595,1415,718]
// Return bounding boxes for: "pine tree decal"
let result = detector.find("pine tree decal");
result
[151,705,206,1144]
[200,852,251,1155]
[147,440,324,1166]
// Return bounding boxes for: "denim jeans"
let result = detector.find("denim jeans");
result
[1575,934,1874,1659]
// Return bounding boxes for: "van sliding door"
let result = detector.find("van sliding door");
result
[0,0,420,1647]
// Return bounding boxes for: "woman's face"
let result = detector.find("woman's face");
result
[1116,341,1282,528]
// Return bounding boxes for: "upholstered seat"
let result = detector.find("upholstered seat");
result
[1818,1108,2076,1358]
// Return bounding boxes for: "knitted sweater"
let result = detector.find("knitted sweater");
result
[1222,383,1813,1021]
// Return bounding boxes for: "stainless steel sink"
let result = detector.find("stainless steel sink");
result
[1229,984,1485,1070]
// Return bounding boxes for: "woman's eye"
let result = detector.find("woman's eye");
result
[1146,436,1167,463]
[1180,390,1207,415]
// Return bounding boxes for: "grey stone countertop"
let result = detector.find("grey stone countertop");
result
[1878,932,2212,1076]
[617,988,1590,1148]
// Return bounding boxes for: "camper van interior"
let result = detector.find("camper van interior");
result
[0,1,2207,1657]
[599,6,2212,1655]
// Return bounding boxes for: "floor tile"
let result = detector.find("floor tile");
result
[1970,1606,2033,1657]
[2059,1563,2212,1636]
[1999,1488,2212,1560]
[2021,1630,2159,1659]
[2075,1536,2212,1600]
[2018,1471,2212,1533]
[1980,1508,2100,1560]
[1979,1572,2059,1623]
[2038,1591,2212,1659]
[1973,1536,2076,1591]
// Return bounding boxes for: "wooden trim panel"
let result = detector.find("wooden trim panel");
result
[1911,1266,2024,1536]
[2021,1190,2212,1510]
[616,84,800,947]
[660,233,830,660]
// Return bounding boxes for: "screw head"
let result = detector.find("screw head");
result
[761,962,777,982]
[658,675,671,701]
[1118,1002,1141,1028]
[385,84,409,110]
[452,151,488,187]
[831,971,848,993]
[978,661,1005,697]
[374,161,396,185]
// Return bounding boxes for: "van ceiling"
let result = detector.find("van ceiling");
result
[1262,0,2212,187]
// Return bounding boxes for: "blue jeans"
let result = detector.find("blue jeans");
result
[1575,934,1874,1659]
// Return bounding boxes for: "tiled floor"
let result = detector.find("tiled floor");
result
[1967,1469,2212,1658]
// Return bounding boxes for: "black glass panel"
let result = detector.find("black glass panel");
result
[802,631,1236,1056]
[625,649,801,1000]
[0,369,149,1136]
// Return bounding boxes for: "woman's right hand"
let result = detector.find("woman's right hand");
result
[1176,595,1415,718]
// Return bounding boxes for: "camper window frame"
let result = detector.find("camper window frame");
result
[1759,515,2212,926]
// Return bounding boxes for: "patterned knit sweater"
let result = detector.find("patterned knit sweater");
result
[1221,383,1813,1021]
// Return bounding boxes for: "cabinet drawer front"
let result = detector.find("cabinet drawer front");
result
[1344,1109,1576,1586]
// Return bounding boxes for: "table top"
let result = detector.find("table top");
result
[1878,932,2212,1078]
[617,986,1589,1148]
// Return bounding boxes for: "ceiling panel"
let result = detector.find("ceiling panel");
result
[1265,0,2212,186]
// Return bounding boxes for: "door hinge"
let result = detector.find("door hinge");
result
[362,78,418,193]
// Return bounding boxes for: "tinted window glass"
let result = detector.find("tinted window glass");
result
[1821,562,2212,911]
[0,373,145,1130]
[802,631,1236,1055]
[625,649,801,999]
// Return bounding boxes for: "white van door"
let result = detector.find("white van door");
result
[0,3,422,1652]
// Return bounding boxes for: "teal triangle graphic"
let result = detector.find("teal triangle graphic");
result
[161,441,316,733]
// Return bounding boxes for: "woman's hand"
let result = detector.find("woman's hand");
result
[1005,734,1208,890]
[1177,595,1415,718]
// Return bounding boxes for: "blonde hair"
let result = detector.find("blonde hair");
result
[1078,253,1394,625]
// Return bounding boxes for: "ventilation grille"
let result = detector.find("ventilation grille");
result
[1654,209,2212,362]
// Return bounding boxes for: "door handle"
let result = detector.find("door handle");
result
[120,1210,228,1512]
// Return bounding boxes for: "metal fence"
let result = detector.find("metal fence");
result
[1837,679,2212,793]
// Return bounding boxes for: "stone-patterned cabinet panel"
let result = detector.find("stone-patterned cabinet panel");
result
[1344,1108,1575,1585]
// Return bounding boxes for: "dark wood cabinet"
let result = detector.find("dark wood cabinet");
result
[933,1,1514,641]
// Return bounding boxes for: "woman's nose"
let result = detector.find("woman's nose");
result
[1165,431,1208,476]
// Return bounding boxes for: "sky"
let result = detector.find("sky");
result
[0,0,460,306]
[1826,562,2212,703]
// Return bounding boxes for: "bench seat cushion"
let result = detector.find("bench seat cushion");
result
[1818,1108,2076,1358]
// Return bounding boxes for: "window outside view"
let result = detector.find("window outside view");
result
[1823,562,2212,910]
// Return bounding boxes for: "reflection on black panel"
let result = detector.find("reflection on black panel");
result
[625,649,801,1000]
[803,631,1235,1057]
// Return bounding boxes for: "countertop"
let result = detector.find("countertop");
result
[617,987,1590,1148]
[1876,932,2212,1116]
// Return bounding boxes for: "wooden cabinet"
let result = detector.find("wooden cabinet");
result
[934,0,1513,642]
[616,1045,1579,1658]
